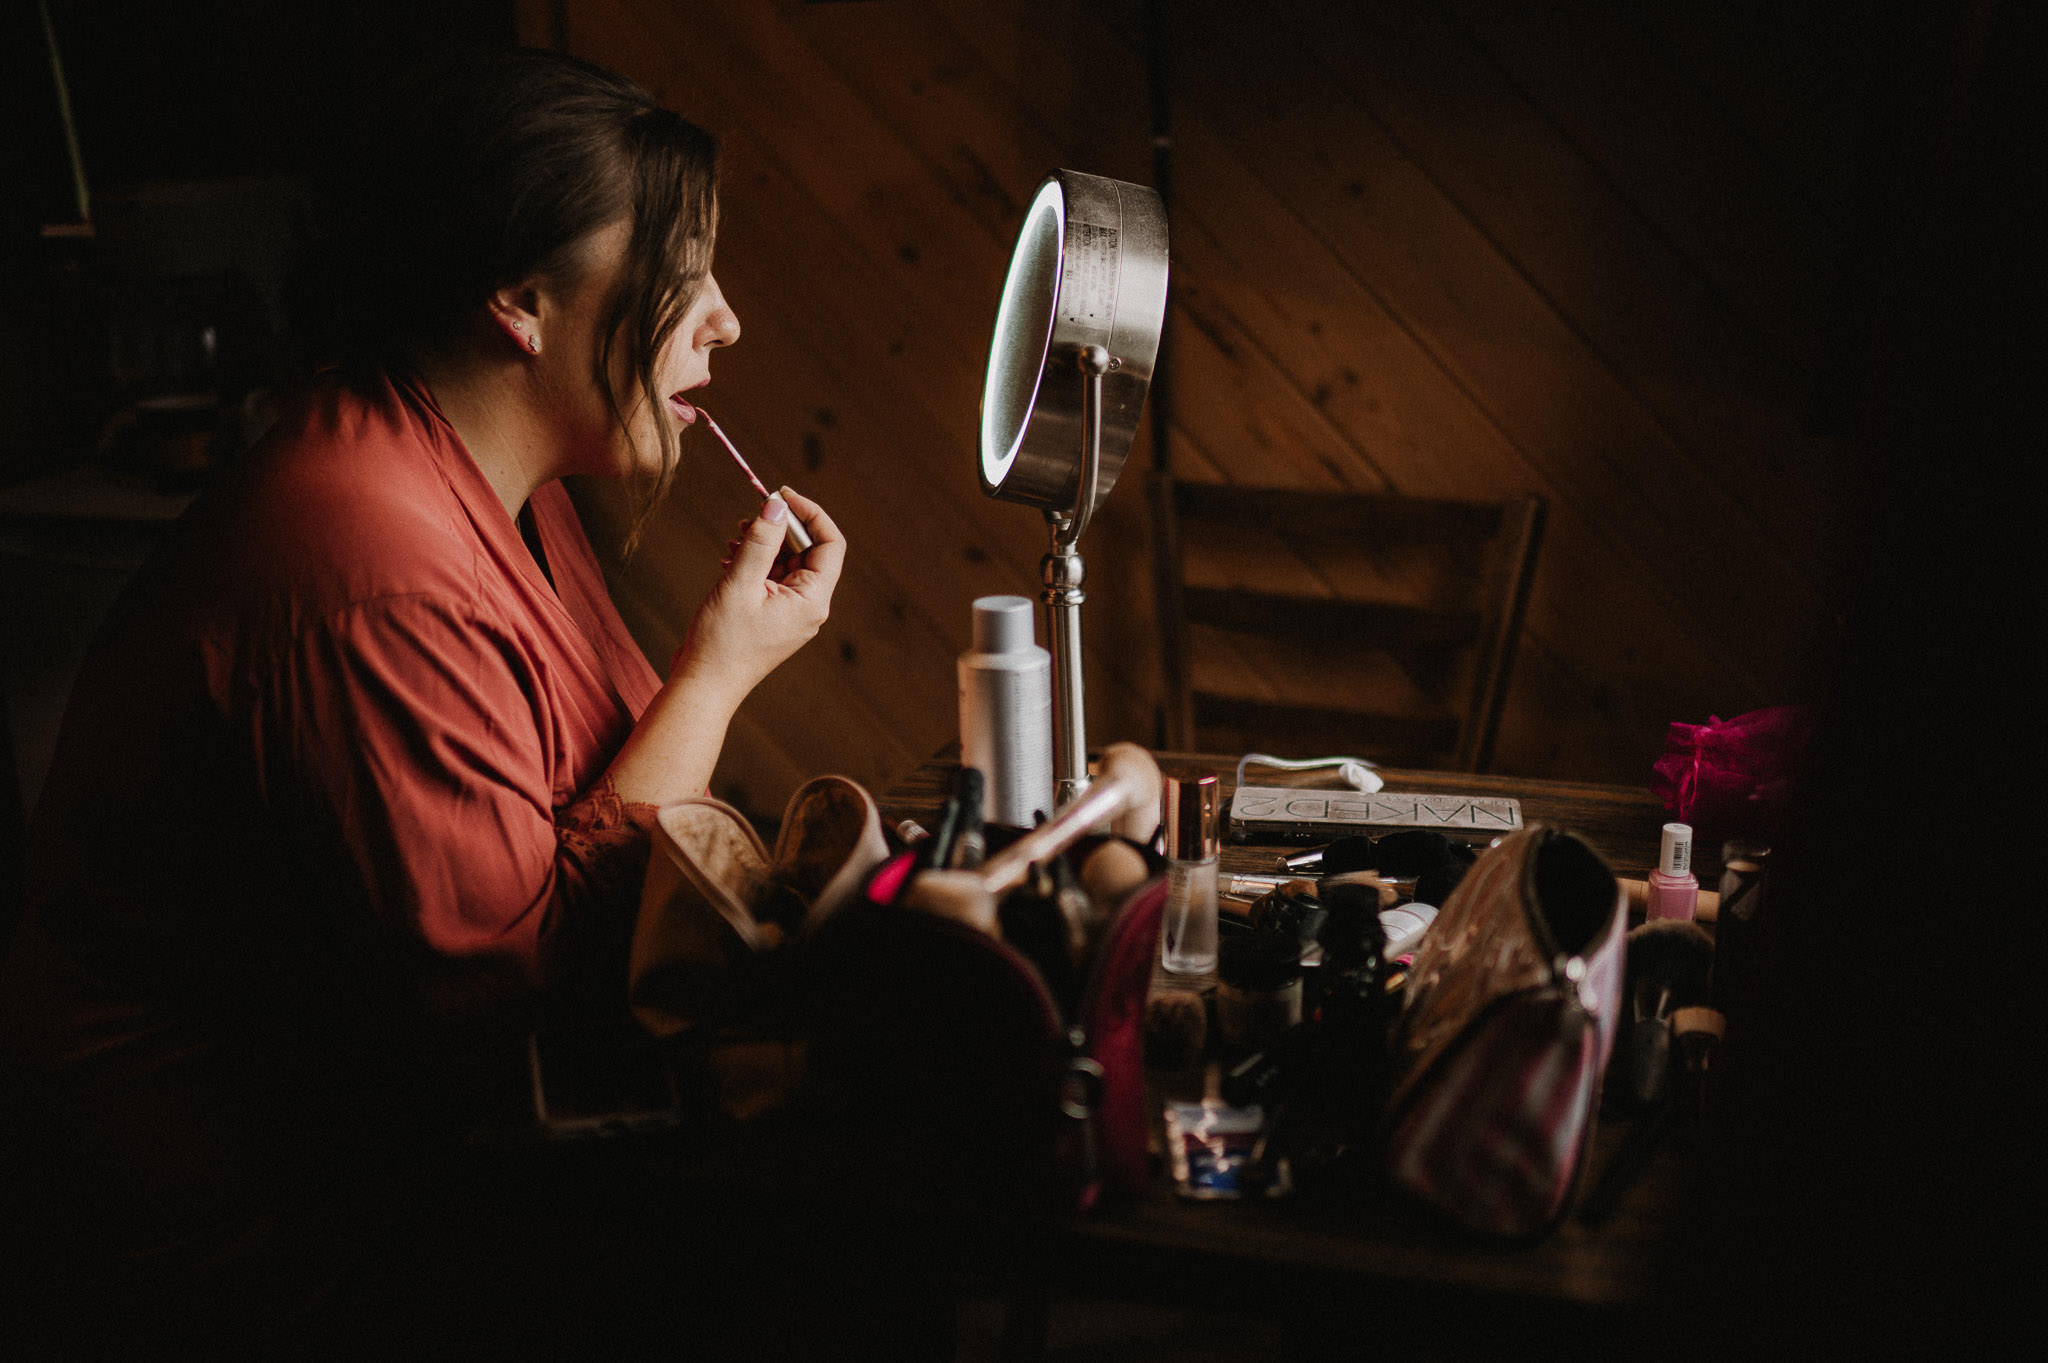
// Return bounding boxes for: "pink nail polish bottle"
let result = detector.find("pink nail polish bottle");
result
[1647,822,1699,921]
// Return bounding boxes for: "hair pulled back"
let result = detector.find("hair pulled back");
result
[318,47,718,534]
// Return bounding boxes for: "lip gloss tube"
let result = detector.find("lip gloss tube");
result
[1647,822,1699,921]
[699,410,814,554]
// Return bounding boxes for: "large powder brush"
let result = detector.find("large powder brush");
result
[1581,920,1719,1225]
[1619,919,1714,1108]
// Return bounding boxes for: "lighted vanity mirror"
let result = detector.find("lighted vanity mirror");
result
[976,170,1168,525]
[974,168,1169,807]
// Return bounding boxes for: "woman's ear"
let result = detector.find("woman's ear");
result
[488,285,544,355]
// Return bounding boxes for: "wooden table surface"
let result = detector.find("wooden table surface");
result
[882,749,1694,884]
[875,750,1696,1325]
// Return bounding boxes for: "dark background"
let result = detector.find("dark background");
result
[3,0,1942,815]
[5,0,512,194]
[4,1,2038,1354]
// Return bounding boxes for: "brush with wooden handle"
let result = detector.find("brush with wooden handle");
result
[976,742,1162,899]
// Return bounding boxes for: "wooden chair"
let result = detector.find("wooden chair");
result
[1150,476,1545,772]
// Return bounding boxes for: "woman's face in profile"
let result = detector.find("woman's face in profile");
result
[548,217,740,481]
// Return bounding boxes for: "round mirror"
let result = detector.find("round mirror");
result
[977,170,1169,521]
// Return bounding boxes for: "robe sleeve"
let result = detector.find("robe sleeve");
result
[255,592,654,1020]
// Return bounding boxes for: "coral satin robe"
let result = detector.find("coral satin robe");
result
[1,369,663,1299]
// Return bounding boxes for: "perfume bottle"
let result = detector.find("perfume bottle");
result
[1161,771,1220,974]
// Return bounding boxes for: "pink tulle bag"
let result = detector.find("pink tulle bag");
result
[1650,705,1814,846]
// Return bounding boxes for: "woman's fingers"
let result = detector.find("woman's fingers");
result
[777,485,841,550]
[725,495,790,585]
[771,486,845,594]
[674,488,847,698]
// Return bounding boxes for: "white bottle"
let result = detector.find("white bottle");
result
[958,595,1053,828]
[1160,771,1220,975]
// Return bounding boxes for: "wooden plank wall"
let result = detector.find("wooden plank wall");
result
[518,0,1887,824]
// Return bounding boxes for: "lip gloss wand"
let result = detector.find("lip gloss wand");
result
[698,409,814,554]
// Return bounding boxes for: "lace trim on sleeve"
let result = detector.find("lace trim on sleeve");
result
[554,772,659,905]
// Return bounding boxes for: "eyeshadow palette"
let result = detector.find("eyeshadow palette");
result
[1228,785,1524,845]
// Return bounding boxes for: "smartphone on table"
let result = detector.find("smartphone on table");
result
[527,1017,682,1138]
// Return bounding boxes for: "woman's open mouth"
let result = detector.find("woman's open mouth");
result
[667,393,699,425]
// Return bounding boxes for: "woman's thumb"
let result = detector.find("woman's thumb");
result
[729,495,791,582]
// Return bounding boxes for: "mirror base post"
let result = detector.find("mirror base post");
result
[1043,345,1113,810]
[1042,541,1090,808]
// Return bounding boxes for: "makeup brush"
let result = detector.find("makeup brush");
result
[698,409,814,554]
[1620,919,1715,1107]
[999,861,1084,1011]
[1670,1004,1727,1139]
[1620,879,1723,921]
[896,868,999,936]
[1077,837,1150,910]
[1144,991,1208,1071]
[1580,921,1713,1226]
[919,765,978,871]
[977,742,1159,898]
[1275,835,1377,876]
[948,767,987,870]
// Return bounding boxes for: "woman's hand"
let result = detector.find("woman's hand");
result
[674,485,845,706]
[603,487,842,809]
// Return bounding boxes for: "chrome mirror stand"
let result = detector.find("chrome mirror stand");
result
[1042,344,1111,808]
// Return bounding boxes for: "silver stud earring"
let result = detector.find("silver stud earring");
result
[528,335,540,354]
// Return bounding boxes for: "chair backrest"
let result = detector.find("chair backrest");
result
[1150,475,1545,772]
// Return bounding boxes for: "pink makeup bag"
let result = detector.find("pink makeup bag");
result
[1383,825,1626,1239]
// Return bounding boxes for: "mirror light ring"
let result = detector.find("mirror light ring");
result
[979,177,1066,488]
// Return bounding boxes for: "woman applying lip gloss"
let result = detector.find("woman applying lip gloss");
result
[0,48,842,1352]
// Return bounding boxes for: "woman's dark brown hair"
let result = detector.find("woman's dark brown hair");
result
[314,46,718,544]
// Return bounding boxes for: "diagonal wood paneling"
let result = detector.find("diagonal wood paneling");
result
[522,0,1873,820]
